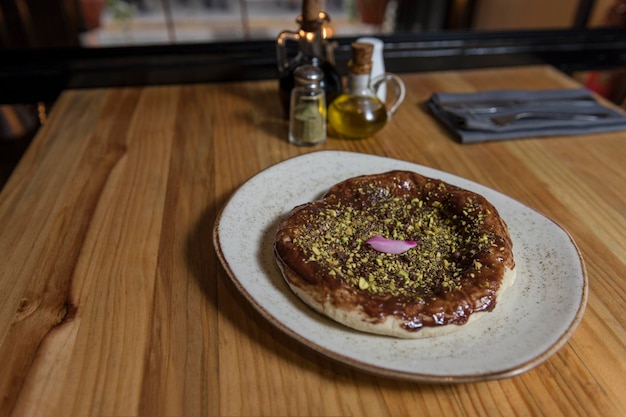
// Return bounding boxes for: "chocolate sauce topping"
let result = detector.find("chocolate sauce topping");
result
[274,171,515,332]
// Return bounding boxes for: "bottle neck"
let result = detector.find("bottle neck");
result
[297,23,325,60]
[346,73,372,95]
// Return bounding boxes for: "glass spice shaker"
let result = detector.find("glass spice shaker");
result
[289,65,326,146]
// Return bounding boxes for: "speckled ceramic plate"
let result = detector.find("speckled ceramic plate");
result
[213,151,587,383]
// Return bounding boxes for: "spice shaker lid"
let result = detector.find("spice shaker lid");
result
[294,65,324,87]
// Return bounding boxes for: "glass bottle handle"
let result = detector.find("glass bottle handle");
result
[276,30,300,72]
[371,73,406,120]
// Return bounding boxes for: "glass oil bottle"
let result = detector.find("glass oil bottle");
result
[276,0,342,118]
[328,42,405,139]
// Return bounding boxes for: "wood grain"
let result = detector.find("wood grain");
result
[0,66,624,417]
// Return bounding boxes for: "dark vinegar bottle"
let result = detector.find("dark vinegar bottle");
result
[276,0,342,118]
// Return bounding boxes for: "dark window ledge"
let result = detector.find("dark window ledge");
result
[2,28,626,104]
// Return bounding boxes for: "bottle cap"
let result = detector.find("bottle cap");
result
[293,65,324,87]
[349,42,373,75]
[302,0,323,22]
[299,0,327,31]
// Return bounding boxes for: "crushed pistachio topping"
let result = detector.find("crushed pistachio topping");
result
[292,181,496,300]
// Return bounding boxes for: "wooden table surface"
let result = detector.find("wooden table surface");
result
[0,65,624,417]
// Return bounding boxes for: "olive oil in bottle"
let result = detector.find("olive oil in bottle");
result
[327,93,388,139]
[328,42,387,139]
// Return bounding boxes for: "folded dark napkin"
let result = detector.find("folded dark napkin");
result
[426,88,626,143]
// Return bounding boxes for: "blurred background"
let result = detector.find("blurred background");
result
[0,0,619,49]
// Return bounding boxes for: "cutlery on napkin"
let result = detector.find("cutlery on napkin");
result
[426,88,626,143]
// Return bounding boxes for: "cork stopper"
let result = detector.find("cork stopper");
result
[302,0,323,22]
[349,42,373,75]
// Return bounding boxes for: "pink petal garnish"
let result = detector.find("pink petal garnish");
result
[365,235,417,254]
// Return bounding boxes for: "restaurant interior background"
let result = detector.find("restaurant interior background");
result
[0,0,618,47]
[1,0,625,187]
[77,0,624,46]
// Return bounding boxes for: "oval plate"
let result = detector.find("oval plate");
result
[213,151,587,383]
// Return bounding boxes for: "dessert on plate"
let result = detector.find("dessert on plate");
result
[274,170,516,338]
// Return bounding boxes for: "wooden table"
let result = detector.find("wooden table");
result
[0,65,624,417]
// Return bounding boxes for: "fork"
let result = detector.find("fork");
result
[491,112,609,126]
